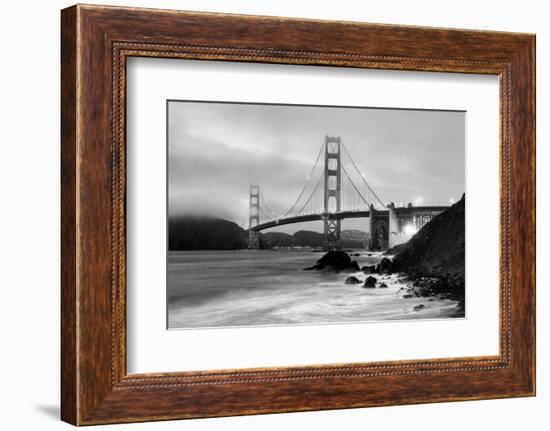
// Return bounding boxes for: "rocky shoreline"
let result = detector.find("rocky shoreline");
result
[304,250,463,316]
[303,250,360,272]
[303,194,466,317]
[389,194,466,314]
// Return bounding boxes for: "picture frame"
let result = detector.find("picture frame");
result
[61,4,535,425]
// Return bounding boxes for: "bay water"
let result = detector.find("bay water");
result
[168,249,460,329]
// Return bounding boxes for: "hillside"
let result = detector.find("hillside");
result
[169,217,370,250]
[262,231,294,248]
[262,230,324,248]
[293,230,325,247]
[341,229,369,243]
[391,194,465,296]
[169,216,248,250]
[262,229,368,249]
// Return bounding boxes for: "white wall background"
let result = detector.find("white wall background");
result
[0,0,546,429]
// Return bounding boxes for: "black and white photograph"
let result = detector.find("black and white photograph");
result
[167,101,466,329]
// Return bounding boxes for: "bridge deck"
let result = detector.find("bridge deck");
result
[249,206,450,232]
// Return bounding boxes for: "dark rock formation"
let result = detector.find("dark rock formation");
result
[392,194,465,305]
[377,258,394,274]
[384,242,407,256]
[304,251,360,273]
[413,304,425,311]
[379,283,388,288]
[363,276,377,288]
[345,276,362,285]
[413,277,443,297]
[361,265,376,274]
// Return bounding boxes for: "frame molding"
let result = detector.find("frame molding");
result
[61,4,535,425]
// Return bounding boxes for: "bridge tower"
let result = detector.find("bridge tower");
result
[248,185,261,249]
[323,136,342,250]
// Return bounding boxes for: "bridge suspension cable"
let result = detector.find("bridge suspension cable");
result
[250,137,387,228]
[341,164,378,210]
[341,142,386,209]
[281,142,325,218]
[294,173,324,216]
[259,192,277,222]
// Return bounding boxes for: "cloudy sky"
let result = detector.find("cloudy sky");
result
[168,101,465,233]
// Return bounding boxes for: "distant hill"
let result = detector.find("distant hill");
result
[169,216,370,250]
[262,229,368,249]
[341,229,369,242]
[169,216,248,250]
[341,229,369,248]
[262,231,294,248]
[293,230,325,247]
[262,230,324,248]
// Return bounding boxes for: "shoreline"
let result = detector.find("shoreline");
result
[168,249,464,329]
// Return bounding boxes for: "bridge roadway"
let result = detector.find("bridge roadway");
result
[248,205,450,232]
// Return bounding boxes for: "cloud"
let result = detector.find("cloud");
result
[168,101,465,231]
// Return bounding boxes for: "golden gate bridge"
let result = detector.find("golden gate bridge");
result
[248,136,450,251]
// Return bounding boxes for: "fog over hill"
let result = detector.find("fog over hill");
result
[168,216,248,250]
[168,216,370,250]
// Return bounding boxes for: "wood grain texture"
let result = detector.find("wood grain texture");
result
[60,4,536,425]
[60,5,78,425]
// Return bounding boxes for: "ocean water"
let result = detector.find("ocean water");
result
[167,250,461,329]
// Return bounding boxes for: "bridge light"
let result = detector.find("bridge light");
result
[404,224,418,235]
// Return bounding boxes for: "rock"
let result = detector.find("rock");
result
[445,275,465,300]
[345,276,362,285]
[413,304,425,311]
[304,251,360,273]
[413,277,444,297]
[363,276,377,288]
[428,298,435,301]
[361,265,377,274]
[379,283,388,288]
[403,294,413,298]
[352,253,361,256]
[390,194,465,305]
[453,298,466,317]
[384,242,407,256]
[377,258,393,274]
